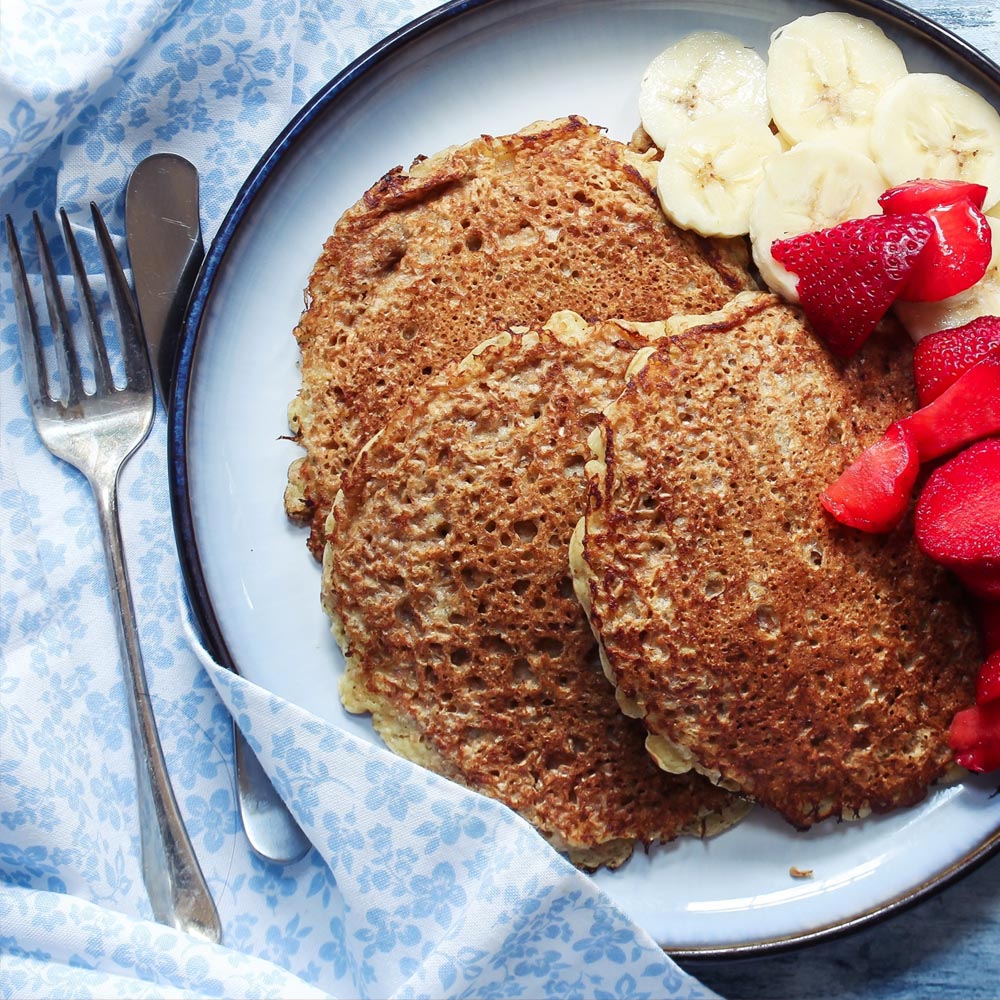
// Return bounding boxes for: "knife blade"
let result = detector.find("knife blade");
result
[125,153,204,404]
[126,153,311,864]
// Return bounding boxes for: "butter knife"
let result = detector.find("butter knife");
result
[126,153,310,864]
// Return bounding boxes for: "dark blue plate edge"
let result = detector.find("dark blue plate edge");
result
[167,0,1000,959]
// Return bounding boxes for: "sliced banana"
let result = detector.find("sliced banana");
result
[893,215,1000,341]
[871,73,1000,212]
[638,31,769,150]
[749,141,886,301]
[766,12,907,155]
[655,113,782,237]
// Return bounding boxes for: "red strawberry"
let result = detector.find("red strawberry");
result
[879,178,989,215]
[977,651,1000,705]
[974,598,1000,654]
[950,699,1000,772]
[897,201,992,302]
[914,438,1000,568]
[821,421,919,533]
[955,563,1000,601]
[912,316,1000,406]
[902,347,1000,461]
[771,214,934,357]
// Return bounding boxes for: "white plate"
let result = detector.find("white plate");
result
[171,0,1000,956]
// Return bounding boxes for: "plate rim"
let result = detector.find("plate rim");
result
[168,0,1000,958]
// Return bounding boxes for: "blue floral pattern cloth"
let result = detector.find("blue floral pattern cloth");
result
[0,1,721,996]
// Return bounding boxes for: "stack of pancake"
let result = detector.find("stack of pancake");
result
[571,291,979,829]
[285,116,751,557]
[285,117,980,867]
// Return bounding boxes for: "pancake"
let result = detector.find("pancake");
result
[286,115,755,558]
[324,311,748,869]
[572,291,981,830]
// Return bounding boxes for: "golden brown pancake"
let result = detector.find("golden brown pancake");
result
[285,115,755,558]
[572,291,981,830]
[324,312,748,869]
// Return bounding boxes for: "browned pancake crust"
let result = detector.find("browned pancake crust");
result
[286,115,755,558]
[576,291,981,830]
[324,315,747,868]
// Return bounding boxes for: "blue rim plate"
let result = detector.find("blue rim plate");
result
[169,0,1000,957]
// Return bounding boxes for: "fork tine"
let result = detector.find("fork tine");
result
[90,202,151,394]
[60,208,115,396]
[5,214,55,416]
[33,211,85,407]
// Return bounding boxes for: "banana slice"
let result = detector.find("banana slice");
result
[638,31,769,150]
[766,12,907,154]
[749,141,885,301]
[871,73,1000,212]
[893,215,1000,341]
[655,113,782,237]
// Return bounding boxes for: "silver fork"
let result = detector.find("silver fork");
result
[5,205,222,943]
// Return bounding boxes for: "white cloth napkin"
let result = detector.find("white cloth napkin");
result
[0,1,719,996]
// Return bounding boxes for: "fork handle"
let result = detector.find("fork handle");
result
[92,474,222,943]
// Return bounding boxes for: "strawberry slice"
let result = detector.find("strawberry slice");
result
[974,599,1000,654]
[771,214,934,357]
[896,201,992,302]
[912,316,1000,406]
[955,563,1000,601]
[901,348,1000,461]
[879,178,989,215]
[950,699,1000,773]
[978,651,1000,705]
[914,438,1000,569]
[825,354,1000,533]
[821,421,919,533]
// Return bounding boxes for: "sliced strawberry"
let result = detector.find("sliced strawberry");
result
[771,214,934,357]
[914,438,1000,569]
[974,598,1000,654]
[912,316,1000,406]
[901,348,1000,461]
[977,651,1000,705]
[897,201,992,302]
[955,563,1000,601]
[821,421,919,533]
[879,178,989,215]
[950,700,1000,772]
